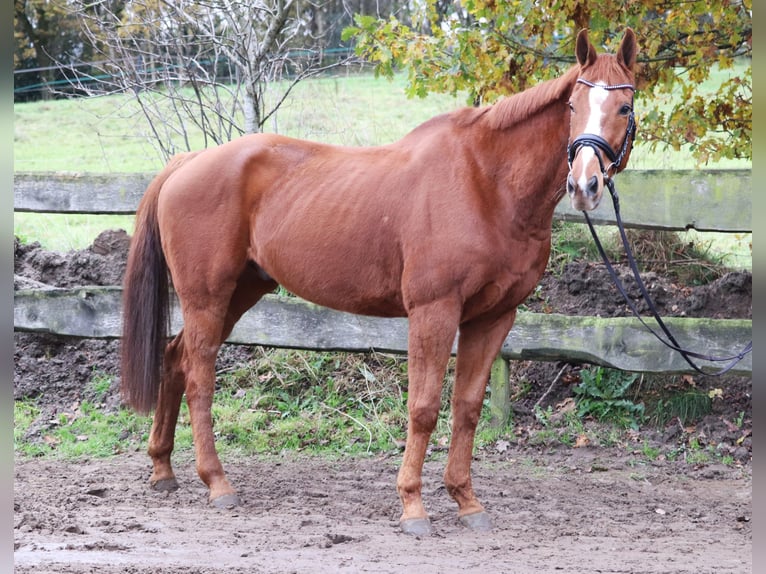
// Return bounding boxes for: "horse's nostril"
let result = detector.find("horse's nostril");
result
[587,175,599,196]
[567,173,575,195]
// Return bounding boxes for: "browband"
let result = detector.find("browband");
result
[576,78,635,92]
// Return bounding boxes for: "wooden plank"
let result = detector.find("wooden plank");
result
[498,312,751,375]
[14,172,152,215]
[14,170,752,232]
[554,169,751,232]
[14,287,125,339]
[14,288,752,375]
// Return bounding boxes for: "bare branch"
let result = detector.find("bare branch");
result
[58,0,358,161]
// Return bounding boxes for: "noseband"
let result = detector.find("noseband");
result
[567,78,636,177]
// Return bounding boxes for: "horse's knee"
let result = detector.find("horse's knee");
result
[450,398,482,431]
[408,402,439,434]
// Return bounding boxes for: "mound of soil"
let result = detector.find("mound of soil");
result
[531,260,751,320]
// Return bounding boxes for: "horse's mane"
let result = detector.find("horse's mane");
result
[483,64,581,131]
[409,54,629,138]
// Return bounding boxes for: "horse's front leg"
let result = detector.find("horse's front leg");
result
[397,299,461,536]
[445,310,518,531]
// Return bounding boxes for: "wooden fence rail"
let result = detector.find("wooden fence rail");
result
[13,170,752,425]
[14,169,752,232]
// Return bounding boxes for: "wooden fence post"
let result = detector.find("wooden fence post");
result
[489,355,511,428]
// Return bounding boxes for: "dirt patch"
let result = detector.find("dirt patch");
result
[14,231,752,572]
[14,450,752,574]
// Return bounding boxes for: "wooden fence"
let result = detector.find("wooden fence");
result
[14,170,752,425]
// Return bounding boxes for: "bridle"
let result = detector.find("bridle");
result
[567,78,637,178]
[569,78,752,376]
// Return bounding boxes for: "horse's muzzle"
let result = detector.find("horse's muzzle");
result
[567,172,601,211]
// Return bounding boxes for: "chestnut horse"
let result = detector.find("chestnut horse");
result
[121,28,638,536]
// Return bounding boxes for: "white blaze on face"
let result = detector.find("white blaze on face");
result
[576,82,609,192]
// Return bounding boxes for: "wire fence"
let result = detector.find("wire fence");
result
[14,47,359,101]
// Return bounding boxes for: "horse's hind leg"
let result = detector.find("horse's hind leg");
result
[169,300,239,505]
[151,266,275,507]
[147,333,187,492]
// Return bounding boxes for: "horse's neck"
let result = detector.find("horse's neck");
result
[474,70,577,230]
[485,100,573,233]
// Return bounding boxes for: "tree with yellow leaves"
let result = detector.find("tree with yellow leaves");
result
[345,0,751,164]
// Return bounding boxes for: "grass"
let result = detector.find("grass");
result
[16,349,501,460]
[14,67,750,173]
[641,375,715,427]
[13,74,464,173]
[13,346,520,461]
[12,348,738,465]
[14,399,153,459]
[14,213,135,253]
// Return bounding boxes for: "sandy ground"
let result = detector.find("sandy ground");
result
[14,448,751,574]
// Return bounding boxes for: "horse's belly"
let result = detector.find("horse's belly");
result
[254,237,406,318]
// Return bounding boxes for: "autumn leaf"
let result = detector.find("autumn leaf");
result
[574,434,590,448]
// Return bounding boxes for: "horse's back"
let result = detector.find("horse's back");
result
[152,122,513,319]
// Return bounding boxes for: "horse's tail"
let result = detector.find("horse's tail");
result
[120,153,194,413]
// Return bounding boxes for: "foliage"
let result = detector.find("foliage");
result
[14,0,85,100]
[345,0,752,164]
[573,367,644,429]
[15,0,385,156]
[65,0,360,156]
[14,0,397,101]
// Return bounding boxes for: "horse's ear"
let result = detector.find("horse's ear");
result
[617,28,637,71]
[575,29,598,68]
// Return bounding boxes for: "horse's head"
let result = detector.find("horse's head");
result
[566,28,638,211]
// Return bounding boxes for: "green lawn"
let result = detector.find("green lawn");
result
[14,69,751,173]
[14,70,751,262]
[13,74,465,173]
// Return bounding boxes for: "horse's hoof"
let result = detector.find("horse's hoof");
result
[459,511,493,532]
[151,477,179,492]
[211,493,240,509]
[400,517,434,537]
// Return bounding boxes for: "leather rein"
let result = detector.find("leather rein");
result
[568,78,752,377]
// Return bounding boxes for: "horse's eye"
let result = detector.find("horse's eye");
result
[568,102,575,113]
[619,104,633,116]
